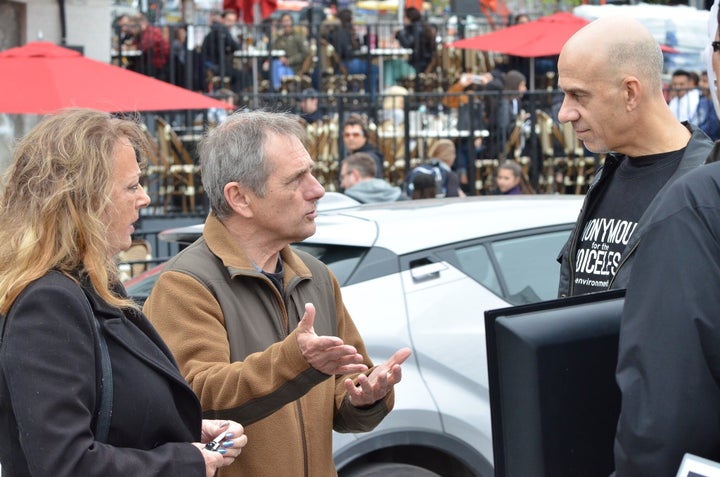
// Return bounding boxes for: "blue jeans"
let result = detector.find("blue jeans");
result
[271,59,295,90]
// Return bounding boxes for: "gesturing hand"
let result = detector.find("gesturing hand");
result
[344,347,412,408]
[296,303,368,375]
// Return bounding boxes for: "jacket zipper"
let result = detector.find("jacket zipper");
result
[608,239,640,289]
[284,274,310,477]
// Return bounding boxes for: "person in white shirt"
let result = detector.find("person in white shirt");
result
[668,69,701,123]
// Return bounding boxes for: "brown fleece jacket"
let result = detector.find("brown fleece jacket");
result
[144,214,394,476]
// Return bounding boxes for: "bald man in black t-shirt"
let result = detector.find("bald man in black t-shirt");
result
[555,16,713,297]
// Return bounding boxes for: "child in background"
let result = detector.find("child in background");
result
[496,160,534,195]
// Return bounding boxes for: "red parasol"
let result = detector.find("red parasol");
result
[0,42,234,114]
[451,12,590,58]
[224,0,277,24]
[451,12,678,89]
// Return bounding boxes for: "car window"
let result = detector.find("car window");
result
[454,244,503,297]
[489,230,569,304]
[292,243,368,285]
[447,228,570,305]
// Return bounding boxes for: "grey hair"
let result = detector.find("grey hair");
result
[608,36,664,93]
[343,152,377,178]
[198,109,307,220]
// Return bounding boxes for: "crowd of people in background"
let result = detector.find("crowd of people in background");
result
[113,5,443,96]
[111,6,720,203]
[115,12,171,82]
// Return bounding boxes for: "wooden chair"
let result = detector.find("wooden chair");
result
[378,131,406,186]
[117,239,152,282]
[535,109,564,194]
[139,122,168,211]
[305,118,340,191]
[155,117,201,213]
[503,119,524,160]
[561,121,584,157]
[474,158,499,195]
[306,119,329,188]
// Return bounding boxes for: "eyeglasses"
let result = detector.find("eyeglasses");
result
[343,132,362,138]
[712,41,720,52]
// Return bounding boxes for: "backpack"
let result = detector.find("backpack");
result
[405,160,449,198]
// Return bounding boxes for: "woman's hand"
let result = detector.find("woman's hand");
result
[191,444,224,477]
[200,419,249,466]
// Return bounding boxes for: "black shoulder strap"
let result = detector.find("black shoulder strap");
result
[81,292,114,444]
[0,312,6,346]
[91,315,113,443]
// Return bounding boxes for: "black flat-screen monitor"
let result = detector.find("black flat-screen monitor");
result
[484,289,626,477]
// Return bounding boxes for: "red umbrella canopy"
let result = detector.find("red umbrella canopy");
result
[451,12,590,58]
[0,41,234,114]
[224,0,277,24]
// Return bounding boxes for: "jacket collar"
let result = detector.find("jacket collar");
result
[203,213,313,280]
[81,282,190,388]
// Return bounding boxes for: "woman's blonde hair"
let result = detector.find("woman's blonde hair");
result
[427,139,456,167]
[0,108,149,313]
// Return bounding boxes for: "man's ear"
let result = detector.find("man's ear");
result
[624,76,642,112]
[224,181,254,219]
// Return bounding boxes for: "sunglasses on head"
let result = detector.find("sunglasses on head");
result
[713,41,720,52]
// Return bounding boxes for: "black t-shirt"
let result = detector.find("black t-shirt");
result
[572,149,684,295]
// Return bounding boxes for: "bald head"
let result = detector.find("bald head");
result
[562,15,664,94]
[557,15,688,156]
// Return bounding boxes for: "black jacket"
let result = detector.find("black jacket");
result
[557,123,713,297]
[395,22,434,74]
[201,21,239,71]
[327,24,359,62]
[614,142,720,476]
[0,271,203,476]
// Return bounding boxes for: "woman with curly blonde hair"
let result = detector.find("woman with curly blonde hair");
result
[0,108,246,477]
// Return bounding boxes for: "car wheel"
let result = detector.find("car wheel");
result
[341,463,442,477]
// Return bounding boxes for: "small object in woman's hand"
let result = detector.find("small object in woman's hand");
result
[205,432,228,452]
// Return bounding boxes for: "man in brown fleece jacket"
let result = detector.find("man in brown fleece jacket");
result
[144,110,411,477]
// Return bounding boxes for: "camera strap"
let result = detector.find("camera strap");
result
[93,315,113,443]
[81,290,114,444]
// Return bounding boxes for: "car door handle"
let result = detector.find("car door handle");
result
[410,262,447,282]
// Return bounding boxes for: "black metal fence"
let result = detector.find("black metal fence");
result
[140,87,596,201]
[117,86,600,280]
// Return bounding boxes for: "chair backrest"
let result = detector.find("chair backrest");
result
[562,121,584,156]
[168,126,196,167]
[535,109,556,157]
[155,117,195,167]
[117,239,152,281]
[319,39,347,76]
[140,122,167,169]
[155,117,174,166]
[504,120,523,159]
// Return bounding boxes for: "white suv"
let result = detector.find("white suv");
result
[129,194,584,477]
